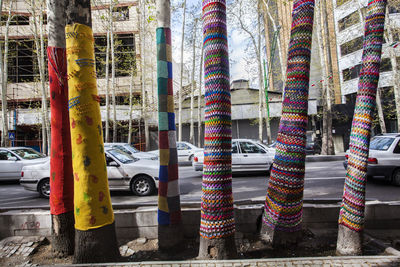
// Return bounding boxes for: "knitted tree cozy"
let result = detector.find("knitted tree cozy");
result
[260,0,315,246]
[337,0,387,256]
[156,0,183,252]
[198,0,237,259]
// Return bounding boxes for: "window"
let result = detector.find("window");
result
[94,33,136,79]
[389,4,400,14]
[1,14,29,26]
[7,39,47,83]
[370,137,394,151]
[338,11,360,31]
[380,58,392,72]
[232,142,238,154]
[239,142,264,154]
[336,0,351,7]
[0,151,11,160]
[340,36,363,56]
[342,64,361,82]
[112,6,129,21]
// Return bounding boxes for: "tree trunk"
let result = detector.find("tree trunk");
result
[260,0,315,246]
[155,0,184,252]
[128,69,135,144]
[65,0,120,263]
[31,0,48,155]
[140,0,147,150]
[197,45,204,147]
[337,0,387,256]
[375,88,386,133]
[1,0,11,147]
[384,5,400,131]
[189,19,197,145]
[319,0,335,155]
[178,0,187,142]
[104,8,111,143]
[257,14,264,143]
[110,0,117,143]
[198,0,237,259]
[47,0,74,256]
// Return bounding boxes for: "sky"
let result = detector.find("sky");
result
[170,0,259,88]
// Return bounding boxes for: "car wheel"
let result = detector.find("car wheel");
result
[392,169,400,186]
[130,175,155,196]
[38,178,50,198]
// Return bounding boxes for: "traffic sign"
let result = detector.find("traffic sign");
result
[8,132,15,140]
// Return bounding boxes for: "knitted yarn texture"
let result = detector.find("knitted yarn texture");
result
[156,27,182,225]
[48,47,74,215]
[200,0,234,239]
[339,0,387,232]
[263,0,315,233]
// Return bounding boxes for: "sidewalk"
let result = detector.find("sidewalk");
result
[45,256,400,267]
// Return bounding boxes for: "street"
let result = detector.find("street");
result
[1,161,400,209]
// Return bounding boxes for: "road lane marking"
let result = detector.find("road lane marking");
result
[305,177,345,180]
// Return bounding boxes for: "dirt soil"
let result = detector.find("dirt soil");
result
[0,228,396,266]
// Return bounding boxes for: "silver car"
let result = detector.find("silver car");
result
[20,148,159,198]
[0,147,49,181]
[104,143,158,160]
[149,141,203,163]
[343,133,400,186]
[193,139,275,173]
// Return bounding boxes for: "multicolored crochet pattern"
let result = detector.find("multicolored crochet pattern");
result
[262,0,315,232]
[338,0,387,232]
[156,27,182,226]
[48,47,74,215]
[200,0,234,239]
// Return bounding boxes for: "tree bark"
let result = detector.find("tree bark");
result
[337,0,387,256]
[65,0,120,263]
[178,0,187,142]
[51,212,74,257]
[198,0,237,259]
[197,45,204,147]
[384,5,400,131]
[104,7,111,143]
[110,0,117,143]
[1,0,11,147]
[260,0,315,246]
[155,0,184,253]
[127,69,135,144]
[189,19,198,145]
[140,0,148,150]
[47,0,74,256]
[375,88,387,133]
[320,0,334,155]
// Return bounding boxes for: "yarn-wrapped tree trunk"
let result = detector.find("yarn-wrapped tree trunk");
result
[337,0,387,256]
[65,0,120,263]
[155,0,184,252]
[198,0,237,259]
[260,0,315,246]
[47,0,74,257]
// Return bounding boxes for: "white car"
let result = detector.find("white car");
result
[20,148,159,198]
[193,139,275,173]
[343,133,400,185]
[104,143,158,160]
[149,141,203,163]
[0,147,49,181]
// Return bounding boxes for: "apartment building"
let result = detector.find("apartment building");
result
[0,0,158,150]
[333,0,400,131]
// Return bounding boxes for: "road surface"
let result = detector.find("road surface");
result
[1,161,400,209]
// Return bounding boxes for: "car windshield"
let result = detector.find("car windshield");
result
[12,148,46,160]
[127,144,139,153]
[370,137,395,151]
[107,149,135,164]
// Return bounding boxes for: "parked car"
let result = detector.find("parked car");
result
[149,141,203,163]
[104,143,158,160]
[343,133,400,185]
[193,139,275,173]
[20,148,159,198]
[0,147,49,181]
